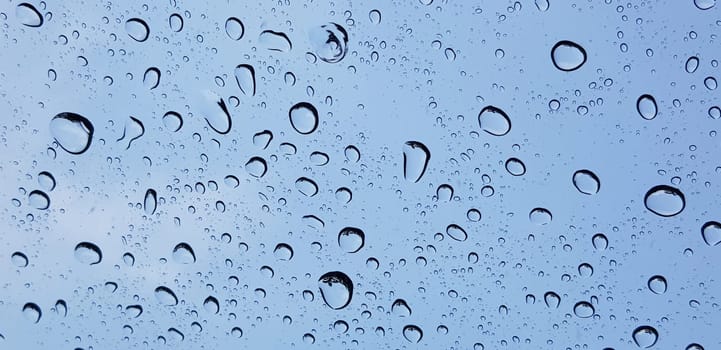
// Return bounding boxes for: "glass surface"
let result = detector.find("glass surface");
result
[0,0,719,349]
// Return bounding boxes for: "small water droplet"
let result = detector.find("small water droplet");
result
[592,233,608,250]
[644,185,685,217]
[162,111,183,132]
[632,326,659,348]
[169,13,183,32]
[54,300,67,317]
[544,291,561,308]
[318,271,353,310]
[344,145,361,163]
[551,40,587,71]
[231,327,243,338]
[402,325,423,343]
[11,251,28,267]
[704,76,717,90]
[289,102,319,134]
[117,116,145,149]
[225,17,244,40]
[694,0,715,10]
[636,94,658,120]
[478,106,511,136]
[467,209,482,222]
[403,141,431,183]
[16,3,43,27]
[310,151,330,166]
[391,299,411,317]
[50,112,94,155]
[172,243,196,263]
[335,187,352,203]
[701,221,721,246]
[572,169,600,195]
[38,171,56,191]
[535,0,550,11]
[74,242,102,265]
[647,275,668,294]
[154,286,178,306]
[125,18,150,42]
[708,106,721,120]
[686,343,705,350]
[273,243,294,261]
[369,9,381,24]
[125,304,143,318]
[338,227,365,253]
[198,90,232,134]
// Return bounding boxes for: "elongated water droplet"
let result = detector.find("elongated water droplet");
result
[551,40,587,71]
[198,90,232,134]
[11,251,28,267]
[125,18,149,42]
[16,3,43,27]
[144,189,157,215]
[169,13,183,32]
[318,271,353,310]
[308,23,348,63]
[289,102,319,134]
[295,177,318,196]
[701,221,721,246]
[573,301,594,318]
[23,303,41,323]
[478,106,511,136]
[117,116,145,149]
[203,296,219,314]
[446,224,468,241]
[225,17,244,40]
[705,76,718,90]
[143,67,160,89]
[529,207,552,225]
[392,299,411,317]
[637,94,658,120]
[544,291,561,308]
[259,30,292,52]
[162,111,183,132]
[273,243,294,261]
[245,157,267,178]
[155,286,178,306]
[74,242,102,265]
[234,64,255,96]
[505,157,526,176]
[50,112,94,155]
[403,141,431,183]
[403,325,423,343]
[644,185,685,217]
[632,326,658,348]
[647,275,667,294]
[28,190,49,210]
[685,56,699,73]
[572,169,600,195]
[338,227,365,253]
[38,171,56,191]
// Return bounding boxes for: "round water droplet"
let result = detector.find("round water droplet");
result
[644,185,685,217]
[308,23,348,63]
[155,286,178,306]
[685,56,699,73]
[391,299,411,317]
[335,187,352,203]
[169,13,183,32]
[529,207,552,225]
[22,303,41,323]
[573,301,595,318]
[225,17,244,40]
[16,3,43,27]
[11,251,28,267]
[344,145,361,163]
[446,224,468,241]
[338,227,365,253]
[686,343,705,350]
[295,177,318,196]
[572,169,600,195]
[28,190,49,210]
[704,76,717,90]
[289,102,318,134]
[535,0,550,11]
[125,18,150,42]
[708,106,721,120]
[578,263,593,277]
[74,242,102,265]
[143,67,160,90]
[259,30,292,52]
[632,326,658,348]
[302,333,315,344]
[273,243,294,261]
[647,275,668,294]
[144,189,157,215]
[318,271,353,310]
[436,184,453,201]
[478,106,511,136]
[234,64,256,96]
[592,233,608,250]
[245,157,267,178]
[310,151,330,166]
[54,300,67,317]
[544,291,561,308]
[369,9,381,24]
[252,130,273,149]
[123,252,135,266]
[50,112,94,155]
[403,141,431,183]
[172,243,196,264]
[231,327,243,338]
[334,320,349,333]
[203,296,219,314]
[694,0,715,10]
[467,209,482,222]
[701,221,721,246]
[37,171,56,191]
[505,157,526,176]
[636,94,658,120]
[551,40,587,71]
[162,111,183,132]
[402,325,423,343]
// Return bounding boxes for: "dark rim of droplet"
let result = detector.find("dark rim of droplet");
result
[338,227,365,253]
[17,3,43,27]
[701,221,721,246]
[225,17,245,40]
[551,40,587,72]
[289,102,318,134]
[163,111,183,132]
[648,275,667,293]
[505,157,525,176]
[235,64,256,96]
[169,13,183,32]
[573,169,601,194]
[636,94,657,120]
[644,185,685,217]
[144,67,161,89]
[126,18,150,42]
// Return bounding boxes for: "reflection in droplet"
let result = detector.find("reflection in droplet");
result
[685,56,699,73]
[143,67,161,90]
[544,291,561,308]
[403,141,431,183]
[28,190,50,210]
[551,40,587,71]
[632,326,658,348]
[318,271,353,310]
[74,242,102,265]
[572,169,600,195]
[155,286,178,306]
[308,23,348,63]
[529,207,552,225]
[289,102,319,134]
[338,227,365,253]
[647,275,668,294]
[402,325,423,343]
[478,106,511,136]
[245,157,268,178]
[23,303,42,323]
[203,296,219,314]
[573,301,595,318]
[162,111,183,132]
[644,185,685,217]
[11,251,28,267]
[446,224,468,241]
[16,3,43,27]
[125,18,150,42]
[637,94,658,120]
[295,177,318,197]
[144,189,157,215]
[701,221,721,246]
[259,30,292,52]
[172,243,196,264]
[234,64,255,96]
[505,158,526,176]
[50,112,94,155]
[225,17,244,40]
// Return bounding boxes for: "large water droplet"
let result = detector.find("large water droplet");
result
[143,67,160,90]
[592,233,608,250]
[529,207,552,225]
[198,90,232,134]
[295,177,318,196]
[289,102,319,134]
[11,251,28,267]
[117,116,145,149]
[573,301,595,318]
[318,271,353,310]
[259,30,292,52]
[273,243,294,261]
[234,64,255,96]
[478,106,511,136]
[169,13,183,32]
[335,187,352,203]
[203,296,219,314]
[694,0,715,10]
[310,151,330,166]
[636,94,658,120]
[403,141,431,183]
[252,130,273,149]
[74,242,102,265]
[338,227,365,253]
[162,111,183,132]
[16,3,43,27]
[50,112,94,155]
[22,303,41,323]
[632,326,658,348]
[701,221,721,246]
[572,169,600,195]
[172,243,196,264]
[308,23,348,63]
[544,291,561,308]
[647,275,668,294]
[402,325,423,343]
[505,158,526,176]
[391,299,412,317]
[125,305,142,318]
[144,189,157,215]
[644,185,685,217]
[225,17,244,40]
[155,286,178,306]
[435,184,453,201]
[38,171,56,191]
[685,56,700,73]
[446,224,468,241]
[28,190,49,210]
[245,157,268,178]
[551,40,587,71]
[125,18,150,42]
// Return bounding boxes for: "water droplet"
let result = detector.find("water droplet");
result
[694,0,715,10]
[573,301,595,318]
[203,296,219,314]
[505,158,526,176]
[54,300,67,317]
[632,326,658,348]
[16,3,43,27]
[169,13,183,32]
[403,141,431,183]
[444,48,457,61]
[685,56,699,73]
[592,233,608,250]
[402,325,423,343]
[551,40,587,71]
[446,224,468,241]
[273,243,294,261]
[123,252,135,266]
[289,102,318,134]
[709,106,721,120]
[251,130,272,150]
[245,157,268,178]
[50,112,94,155]
[38,171,56,191]
[334,320,349,333]
[234,64,255,96]
[335,187,352,203]
[117,116,145,149]
[344,145,361,162]
[74,242,102,265]
[295,177,318,196]
[225,17,244,40]
[686,343,705,350]
[310,151,330,166]
[467,209,482,222]
[144,189,157,215]
[572,169,600,195]
[480,185,495,197]
[701,221,721,246]
[636,94,658,120]
[535,0,550,11]
[302,333,315,344]
[309,23,348,63]
[231,327,243,338]
[578,263,594,277]
[259,30,292,52]
[544,291,561,308]
[647,275,668,294]
[529,207,552,225]
[143,67,160,90]
[338,227,365,253]
[28,190,49,210]
[154,286,178,306]
[125,304,142,318]
[11,251,28,267]
[391,299,412,317]
[704,76,717,90]
[22,303,41,323]
[644,185,685,217]
[172,243,196,263]
[478,106,511,136]
[318,271,353,310]
[369,9,381,24]
[197,90,232,134]
[125,18,150,42]
[162,111,183,132]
